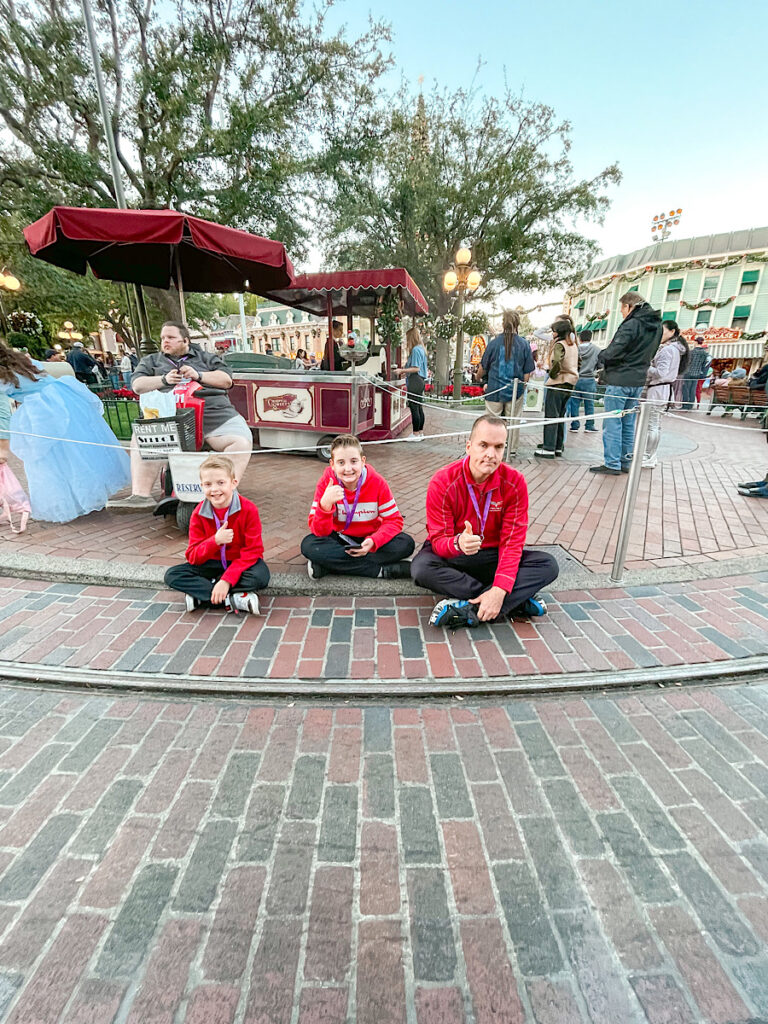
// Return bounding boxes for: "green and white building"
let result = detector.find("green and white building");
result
[567,227,768,363]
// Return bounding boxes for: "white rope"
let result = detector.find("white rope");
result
[666,412,767,433]
[8,407,634,457]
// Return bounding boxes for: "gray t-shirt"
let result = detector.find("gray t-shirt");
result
[577,342,600,378]
[131,344,238,433]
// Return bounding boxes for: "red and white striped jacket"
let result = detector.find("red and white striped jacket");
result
[308,465,404,551]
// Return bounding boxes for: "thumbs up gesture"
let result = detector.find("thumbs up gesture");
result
[458,520,482,556]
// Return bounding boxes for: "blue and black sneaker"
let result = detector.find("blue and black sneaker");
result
[512,597,548,618]
[429,599,480,629]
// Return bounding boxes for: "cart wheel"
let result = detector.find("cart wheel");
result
[316,435,335,461]
[175,501,196,534]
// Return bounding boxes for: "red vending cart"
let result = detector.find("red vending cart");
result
[228,268,428,457]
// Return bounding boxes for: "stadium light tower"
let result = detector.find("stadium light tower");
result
[651,208,683,242]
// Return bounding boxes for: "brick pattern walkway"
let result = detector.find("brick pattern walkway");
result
[2,409,768,574]
[2,573,768,683]
[0,683,767,1021]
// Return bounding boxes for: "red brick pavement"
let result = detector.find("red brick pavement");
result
[1,571,767,683]
[2,405,767,574]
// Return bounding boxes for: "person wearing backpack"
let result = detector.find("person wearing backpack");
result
[479,310,534,456]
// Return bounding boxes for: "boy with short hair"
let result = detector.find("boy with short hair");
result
[164,454,269,614]
[301,434,415,579]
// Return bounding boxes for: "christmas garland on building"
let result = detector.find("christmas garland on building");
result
[742,331,768,340]
[680,296,735,310]
[568,251,768,298]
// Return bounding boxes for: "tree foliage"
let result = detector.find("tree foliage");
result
[0,0,390,251]
[321,85,621,317]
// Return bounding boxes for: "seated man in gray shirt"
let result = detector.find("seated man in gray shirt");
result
[108,321,253,510]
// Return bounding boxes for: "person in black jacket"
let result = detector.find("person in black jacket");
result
[590,291,661,475]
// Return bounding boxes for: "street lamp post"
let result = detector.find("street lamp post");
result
[443,247,481,398]
[651,207,683,242]
[0,268,21,337]
[58,321,84,344]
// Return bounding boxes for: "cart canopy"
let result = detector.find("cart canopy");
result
[266,269,429,318]
[24,206,294,294]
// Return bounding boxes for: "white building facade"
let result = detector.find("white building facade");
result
[567,227,768,364]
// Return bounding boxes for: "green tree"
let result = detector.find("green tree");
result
[320,85,620,380]
[0,0,390,318]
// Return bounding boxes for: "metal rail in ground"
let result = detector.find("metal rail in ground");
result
[2,655,768,702]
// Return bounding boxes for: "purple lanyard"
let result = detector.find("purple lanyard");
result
[337,473,364,530]
[466,476,492,539]
[211,502,232,569]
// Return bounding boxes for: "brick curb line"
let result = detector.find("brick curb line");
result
[4,548,768,595]
[2,653,768,699]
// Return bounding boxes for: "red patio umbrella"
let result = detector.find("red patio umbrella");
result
[23,206,295,322]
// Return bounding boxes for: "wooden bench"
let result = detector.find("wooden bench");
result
[707,383,768,418]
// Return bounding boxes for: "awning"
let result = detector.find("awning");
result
[667,278,684,290]
[742,270,760,284]
[662,311,677,321]
[734,305,752,318]
[265,269,429,318]
[706,341,765,358]
[574,298,585,309]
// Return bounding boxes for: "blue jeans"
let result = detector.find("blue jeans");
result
[602,385,642,469]
[566,377,597,429]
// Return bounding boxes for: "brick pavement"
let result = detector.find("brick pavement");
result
[2,406,768,575]
[0,682,766,1020]
[2,572,768,685]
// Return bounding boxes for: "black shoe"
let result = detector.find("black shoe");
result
[429,599,480,629]
[534,449,556,459]
[589,465,621,475]
[738,479,768,490]
[555,450,564,457]
[510,596,548,618]
[307,561,328,580]
[585,426,599,432]
[738,483,768,498]
[380,561,412,580]
[570,426,580,432]
[621,465,630,473]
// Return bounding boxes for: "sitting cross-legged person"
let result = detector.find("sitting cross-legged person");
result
[301,433,414,579]
[411,413,559,628]
[164,454,269,614]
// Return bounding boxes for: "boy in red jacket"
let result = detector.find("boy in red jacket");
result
[164,454,269,614]
[301,434,414,579]
[411,414,559,628]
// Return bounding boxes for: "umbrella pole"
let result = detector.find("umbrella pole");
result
[174,247,187,324]
[327,295,334,371]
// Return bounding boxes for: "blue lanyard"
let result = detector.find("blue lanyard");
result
[211,501,232,569]
[337,473,364,530]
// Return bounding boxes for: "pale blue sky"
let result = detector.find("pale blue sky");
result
[325,0,768,317]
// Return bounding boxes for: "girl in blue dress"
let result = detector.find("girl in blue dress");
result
[0,342,130,522]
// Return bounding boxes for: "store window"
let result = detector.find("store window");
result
[694,311,711,328]
[740,270,759,295]
[701,276,718,299]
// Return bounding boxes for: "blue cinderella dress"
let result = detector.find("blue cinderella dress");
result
[1,362,131,522]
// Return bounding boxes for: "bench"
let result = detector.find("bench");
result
[707,383,768,419]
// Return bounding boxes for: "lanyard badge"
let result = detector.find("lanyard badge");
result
[211,501,232,569]
[337,473,364,531]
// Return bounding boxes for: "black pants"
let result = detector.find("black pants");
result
[407,394,425,432]
[542,384,573,453]
[300,531,415,578]
[411,542,559,618]
[164,558,270,602]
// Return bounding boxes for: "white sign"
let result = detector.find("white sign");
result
[255,386,313,424]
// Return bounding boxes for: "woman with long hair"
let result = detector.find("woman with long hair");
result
[642,320,688,469]
[0,341,130,522]
[478,310,534,456]
[535,320,579,459]
[394,326,428,440]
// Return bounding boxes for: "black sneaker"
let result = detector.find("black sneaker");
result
[380,561,413,580]
[184,594,199,613]
[307,561,328,580]
[738,479,768,490]
[511,596,548,618]
[589,465,621,475]
[429,599,480,629]
[534,449,556,459]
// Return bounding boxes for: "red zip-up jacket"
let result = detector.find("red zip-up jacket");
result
[425,457,528,591]
[185,492,264,585]
[308,465,404,551]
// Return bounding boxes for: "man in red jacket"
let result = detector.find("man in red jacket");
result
[164,454,269,614]
[302,434,414,579]
[412,414,559,628]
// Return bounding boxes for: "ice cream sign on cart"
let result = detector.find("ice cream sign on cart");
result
[255,385,314,423]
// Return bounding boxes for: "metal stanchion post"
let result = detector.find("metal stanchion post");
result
[610,400,651,584]
[505,378,519,461]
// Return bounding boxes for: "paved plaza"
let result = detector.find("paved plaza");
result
[0,683,766,1022]
[2,406,768,579]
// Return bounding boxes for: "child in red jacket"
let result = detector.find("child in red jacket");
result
[164,454,269,614]
[301,434,414,579]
